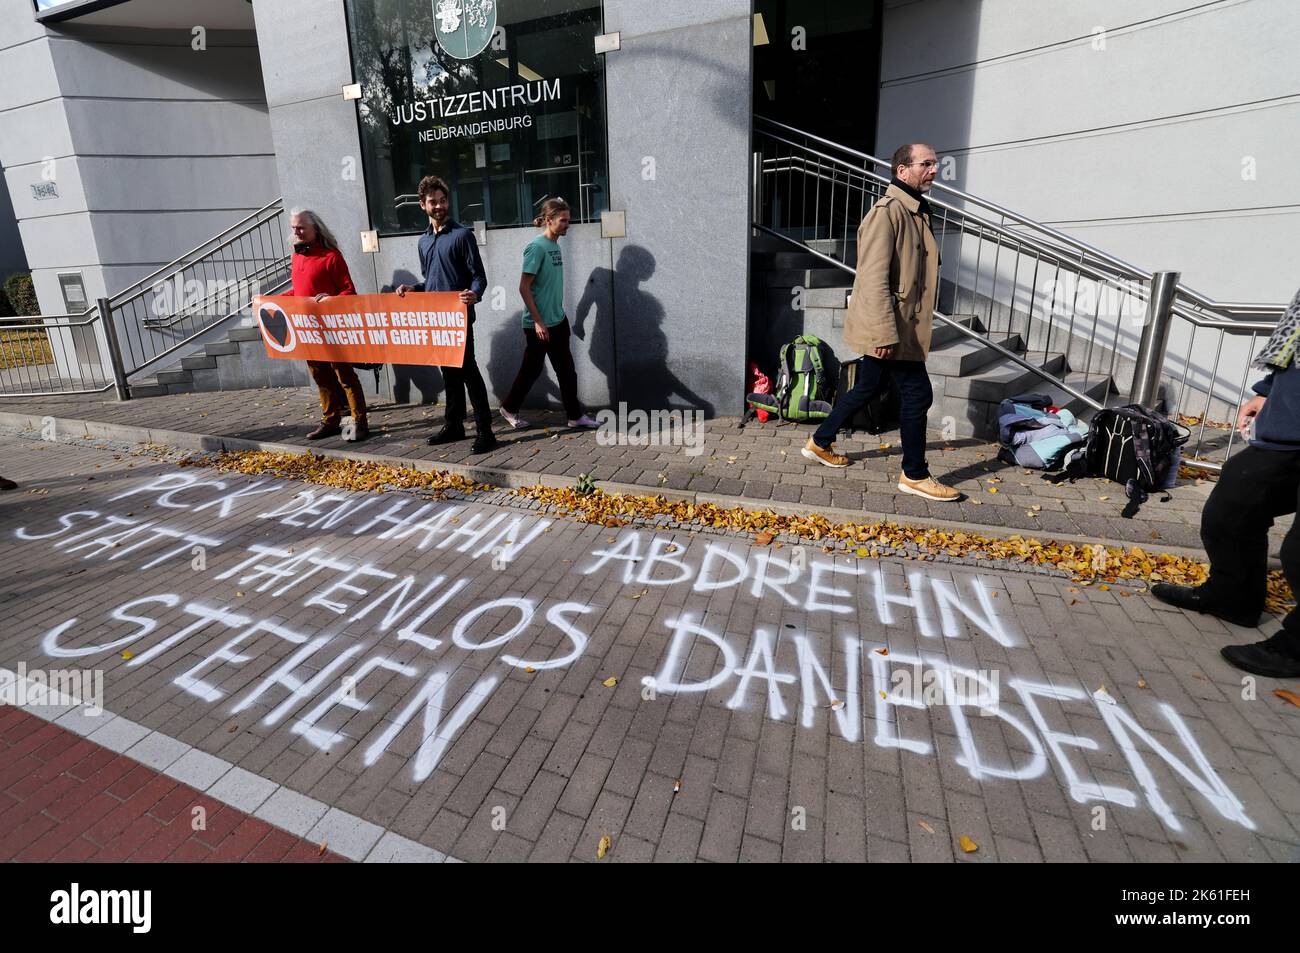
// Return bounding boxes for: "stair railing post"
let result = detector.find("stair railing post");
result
[1128,270,1179,410]
[751,150,762,235]
[97,297,131,401]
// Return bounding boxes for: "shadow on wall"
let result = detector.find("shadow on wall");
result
[577,245,715,416]
[383,268,445,406]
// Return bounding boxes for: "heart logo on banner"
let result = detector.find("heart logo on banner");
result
[259,306,290,347]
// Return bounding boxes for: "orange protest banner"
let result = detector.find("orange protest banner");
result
[252,292,468,367]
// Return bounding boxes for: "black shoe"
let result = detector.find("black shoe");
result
[427,426,466,446]
[307,424,342,440]
[1221,641,1300,678]
[350,423,371,443]
[0,477,16,491]
[1150,583,1260,628]
[470,433,499,454]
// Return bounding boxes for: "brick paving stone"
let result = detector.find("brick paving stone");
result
[1,430,1297,864]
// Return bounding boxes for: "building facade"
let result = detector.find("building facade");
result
[1,0,1296,412]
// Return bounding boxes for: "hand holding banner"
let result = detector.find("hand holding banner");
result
[253,292,469,367]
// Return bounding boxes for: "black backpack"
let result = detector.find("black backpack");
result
[1082,404,1189,517]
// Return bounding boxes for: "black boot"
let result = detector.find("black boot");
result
[470,432,499,454]
[1150,583,1260,628]
[1220,640,1300,678]
[427,424,466,446]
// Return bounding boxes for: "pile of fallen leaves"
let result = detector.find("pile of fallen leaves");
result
[176,449,1297,613]
[513,485,1271,592]
[189,449,486,498]
[1177,414,1232,431]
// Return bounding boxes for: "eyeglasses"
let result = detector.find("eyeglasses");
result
[907,160,939,169]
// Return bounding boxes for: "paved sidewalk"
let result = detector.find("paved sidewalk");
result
[0,386,1286,556]
[1,433,1297,863]
[0,708,349,862]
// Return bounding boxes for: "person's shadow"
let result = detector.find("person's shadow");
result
[383,268,445,406]
[485,317,562,409]
[573,245,715,415]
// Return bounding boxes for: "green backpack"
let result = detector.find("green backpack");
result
[747,335,835,422]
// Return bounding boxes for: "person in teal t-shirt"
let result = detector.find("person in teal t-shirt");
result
[500,198,597,429]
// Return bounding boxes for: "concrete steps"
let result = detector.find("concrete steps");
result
[751,251,1116,440]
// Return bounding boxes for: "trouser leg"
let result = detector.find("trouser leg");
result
[1199,446,1298,612]
[891,360,934,480]
[332,363,367,426]
[812,355,889,447]
[503,326,550,414]
[455,323,493,433]
[307,360,344,426]
[545,319,583,420]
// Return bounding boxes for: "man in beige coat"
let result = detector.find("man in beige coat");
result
[801,143,959,502]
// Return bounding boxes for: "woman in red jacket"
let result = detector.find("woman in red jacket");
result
[288,209,369,441]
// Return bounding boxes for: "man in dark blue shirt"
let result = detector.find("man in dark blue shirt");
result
[1152,292,1300,678]
[397,174,497,453]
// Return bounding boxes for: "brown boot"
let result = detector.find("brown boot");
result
[307,423,342,440]
[801,437,850,468]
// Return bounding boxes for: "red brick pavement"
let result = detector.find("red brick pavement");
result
[0,708,347,863]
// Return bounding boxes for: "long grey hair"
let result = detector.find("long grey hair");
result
[289,208,340,251]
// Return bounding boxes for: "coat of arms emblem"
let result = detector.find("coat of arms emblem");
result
[433,0,497,60]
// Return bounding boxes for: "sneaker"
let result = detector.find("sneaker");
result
[1150,583,1260,628]
[501,408,529,429]
[427,425,467,446]
[567,414,599,428]
[1220,641,1300,678]
[307,424,342,440]
[800,438,849,468]
[471,433,500,454]
[897,474,960,502]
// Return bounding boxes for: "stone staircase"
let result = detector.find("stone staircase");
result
[128,323,386,400]
[750,244,1112,438]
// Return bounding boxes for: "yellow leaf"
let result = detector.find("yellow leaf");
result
[959,835,979,853]
[988,486,998,493]
[318,841,328,856]
[856,547,869,557]
[918,820,936,834]
[1098,495,1110,502]
[875,647,888,656]
[879,690,888,700]
[121,650,133,660]
[602,676,618,688]
[523,666,536,674]
[755,531,775,546]
[1099,584,1110,591]
[597,835,612,859]
[1275,689,1300,709]
[1137,678,1148,689]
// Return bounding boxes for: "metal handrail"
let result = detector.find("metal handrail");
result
[127,276,291,380]
[142,257,291,330]
[0,312,97,327]
[756,117,1288,317]
[755,223,1105,412]
[759,142,1285,339]
[107,198,285,305]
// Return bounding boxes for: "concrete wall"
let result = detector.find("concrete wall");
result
[254,0,753,416]
[0,0,279,322]
[877,0,1300,304]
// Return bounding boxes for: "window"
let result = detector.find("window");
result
[345,0,608,235]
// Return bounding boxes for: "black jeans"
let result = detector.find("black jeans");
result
[443,320,493,434]
[1201,445,1300,655]
[503,317,584,421]
[813,356,933,480]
